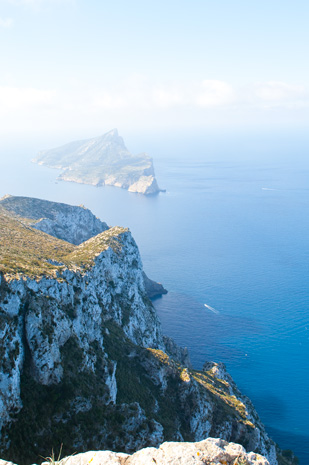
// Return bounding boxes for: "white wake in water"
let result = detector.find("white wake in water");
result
[204,303,220,314]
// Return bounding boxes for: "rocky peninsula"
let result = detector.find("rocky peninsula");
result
[32,129,162,195]
[0,196,296,465]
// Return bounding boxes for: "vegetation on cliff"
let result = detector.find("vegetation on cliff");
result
[0,206,126,278]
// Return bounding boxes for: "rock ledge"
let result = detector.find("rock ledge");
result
[0,438,270,465]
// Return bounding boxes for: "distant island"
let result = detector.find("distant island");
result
[32,129,163,195]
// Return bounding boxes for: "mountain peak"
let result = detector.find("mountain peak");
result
[103,128,118,138]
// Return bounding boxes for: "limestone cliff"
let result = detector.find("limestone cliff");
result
[0,195,108,245]
[0,195,166,299]
[32,129,162,195]
[0,198,293,465]
[142,271,167,299]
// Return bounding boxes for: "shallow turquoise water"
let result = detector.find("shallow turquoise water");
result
[1,131,308,463]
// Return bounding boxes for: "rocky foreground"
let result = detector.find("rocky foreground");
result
[0,438,270,465]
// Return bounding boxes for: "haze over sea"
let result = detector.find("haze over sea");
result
[1,129,309,464]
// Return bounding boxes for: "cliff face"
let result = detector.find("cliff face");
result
[32,129,162,195]
[0,195,109,246]
[0,196,165,299]
[0,225,165,462]
[0,198,288,465]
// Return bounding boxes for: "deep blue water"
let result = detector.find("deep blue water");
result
[0,131,309,463]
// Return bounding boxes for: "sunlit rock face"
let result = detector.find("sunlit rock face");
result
[1,438,272,465]
[0,194,109,245]
[32,129,163,195]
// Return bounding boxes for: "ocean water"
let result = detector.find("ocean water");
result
[0,131,309,463]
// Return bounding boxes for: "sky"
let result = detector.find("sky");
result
[0,0,308,143]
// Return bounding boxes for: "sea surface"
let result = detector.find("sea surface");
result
[1,130,309,463]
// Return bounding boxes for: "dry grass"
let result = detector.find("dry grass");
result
[0,208,127,279]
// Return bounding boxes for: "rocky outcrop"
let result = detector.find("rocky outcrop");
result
[0,438,271,465]
[142,271,168,299]
[127,175,160,195]
[0,195,108,245]
[32,129,163,195]
[0,196,165,299]
[0,198,292,465]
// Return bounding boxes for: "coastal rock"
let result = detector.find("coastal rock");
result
[127,175,159,195]
[32,129,163,195]
[0,195,165,299]
[0,195,108,245]
[142,271,168,299]
[39,438,270,465]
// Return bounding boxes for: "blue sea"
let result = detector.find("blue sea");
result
[1,129,309,463]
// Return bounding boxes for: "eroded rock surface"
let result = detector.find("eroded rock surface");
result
[0,195,108,245]
[34,438,269,465]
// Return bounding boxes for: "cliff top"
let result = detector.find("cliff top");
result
[0,195,109,244]
[32,129,152,169]
[0,195,96,222]
[0,198,127,279]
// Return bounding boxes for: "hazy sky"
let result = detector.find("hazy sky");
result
[0,0,308,140]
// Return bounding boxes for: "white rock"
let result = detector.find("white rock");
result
[37,439,270,465]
